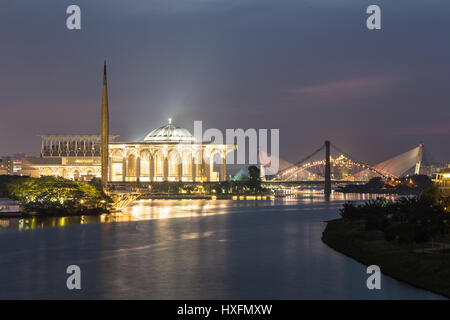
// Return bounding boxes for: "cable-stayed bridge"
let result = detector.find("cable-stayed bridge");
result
[262,141,425,194]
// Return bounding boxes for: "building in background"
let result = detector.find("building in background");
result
[12,153,25,174]
[21,135,117,181]
[420,162,450,176]
[433,170,450,197]
[0,157,13,175]
[0,153,26,175]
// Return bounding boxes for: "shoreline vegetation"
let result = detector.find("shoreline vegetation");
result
[322,186,450,298]
[111,165,272,198]
[336,175,433,195]
[0,175,110,217]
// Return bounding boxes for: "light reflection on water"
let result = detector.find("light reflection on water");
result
[0,192,398,232]
[0,191,443,299]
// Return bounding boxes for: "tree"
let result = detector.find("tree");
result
[247,165,262,194]
[6,176,109,215]
[420,184,441,206]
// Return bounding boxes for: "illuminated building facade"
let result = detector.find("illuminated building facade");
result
[21,122,234,182]
[433,170,450,196]
[21,135,118,181]
[109,119,234,182]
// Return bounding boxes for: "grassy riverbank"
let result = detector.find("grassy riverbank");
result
[322,189,450,298]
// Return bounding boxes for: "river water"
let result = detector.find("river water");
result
[0,193,444,299]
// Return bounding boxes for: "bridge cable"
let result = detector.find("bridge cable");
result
[276,144,325,179]
[330,142,396,178]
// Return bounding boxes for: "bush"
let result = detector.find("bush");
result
[365,214,382,231]
[340,193,449,244]
[384,226,396,242]
[397,224,415,244]
[414,225,430,243]
[340,202,363,219]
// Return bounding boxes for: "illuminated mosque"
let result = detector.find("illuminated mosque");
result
[108,118,234,182]
[21,63,234,182]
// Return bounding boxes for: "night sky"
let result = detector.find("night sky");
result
[1,0,449,165]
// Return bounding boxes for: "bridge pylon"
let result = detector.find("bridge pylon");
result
[414,143,424,175]
[324,140,331,197]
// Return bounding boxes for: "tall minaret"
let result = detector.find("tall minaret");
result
[101,61,109,189]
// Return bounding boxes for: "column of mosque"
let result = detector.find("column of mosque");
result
[136,153,141,182]
[163,153,169,181]
[122,154,127,182]
[41,138,44,156]
[108,154,113,182]
[178,152,183,181]
[200,149,206,181]
[221,154,226,181]
[192,152,197,182]
[149,153,155,181]
[204,149,211,181]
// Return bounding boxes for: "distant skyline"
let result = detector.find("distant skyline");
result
[1,0,449,165]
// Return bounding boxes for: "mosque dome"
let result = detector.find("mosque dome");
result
[143,119,195,143]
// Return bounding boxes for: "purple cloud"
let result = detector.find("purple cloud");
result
[293,75,401,102]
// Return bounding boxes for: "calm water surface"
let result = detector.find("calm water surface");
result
[0,193,444,299]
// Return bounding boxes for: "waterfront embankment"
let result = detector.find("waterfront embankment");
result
[322,191,450,298]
